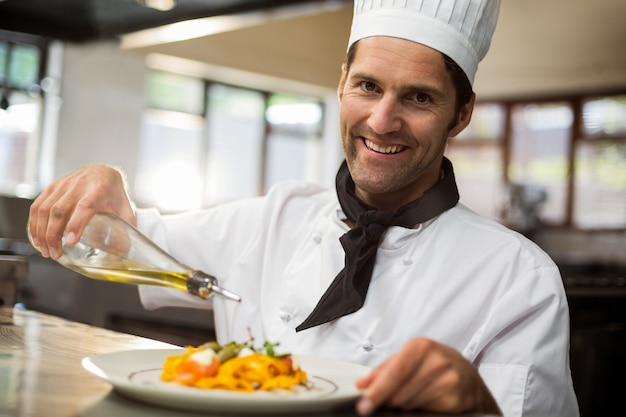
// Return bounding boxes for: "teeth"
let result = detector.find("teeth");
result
[365,139,404,154]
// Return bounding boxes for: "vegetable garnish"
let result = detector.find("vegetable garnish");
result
[160,340,307,392]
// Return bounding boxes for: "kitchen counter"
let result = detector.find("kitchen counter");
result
[0,306,497,417]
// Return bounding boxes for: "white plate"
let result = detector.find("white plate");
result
[82,349,370,414]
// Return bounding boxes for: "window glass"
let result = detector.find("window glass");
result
[9,44,40,88]
[0,91,41,195]
[134,110,206,212]
[445,146,504,220]
[0,43,6,84]
[574,141,626,228]
[509,103,572,225]
[264,95,322,191]
[146,71,204,115]
[582,95,626,137]
[204,84,265,204]
[454,102,506,142]
[265,131,321,192]
[0,33,46,198]
[137,71,326,211]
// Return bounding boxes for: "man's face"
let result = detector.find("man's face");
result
[337,36,473,211]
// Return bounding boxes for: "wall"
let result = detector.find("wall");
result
[54,40,146,186]
[475,0,626,99]
[538,229,626,268]
[50,40,343,195]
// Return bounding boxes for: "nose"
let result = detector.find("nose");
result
[367,96,402,135]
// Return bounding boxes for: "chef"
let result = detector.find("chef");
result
[28,0,579,416]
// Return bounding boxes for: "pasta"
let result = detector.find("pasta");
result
[160,341,307,392]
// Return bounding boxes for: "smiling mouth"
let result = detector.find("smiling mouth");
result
[364,139,406,154]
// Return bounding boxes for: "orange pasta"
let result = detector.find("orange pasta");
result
[161,342,307,392]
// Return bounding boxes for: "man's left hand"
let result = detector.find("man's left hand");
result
[355,337,502,416]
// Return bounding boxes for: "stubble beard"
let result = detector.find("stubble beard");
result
[342,129,447,199]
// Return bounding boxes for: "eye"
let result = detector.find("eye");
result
[412,92,431,104]
[360,81,378,92]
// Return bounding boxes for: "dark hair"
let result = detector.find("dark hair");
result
[442,53,473,116]
[343,41,474,118]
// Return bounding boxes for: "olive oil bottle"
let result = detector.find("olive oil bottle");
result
[28,212,241,302]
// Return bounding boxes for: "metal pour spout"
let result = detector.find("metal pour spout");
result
[187,270,241,302]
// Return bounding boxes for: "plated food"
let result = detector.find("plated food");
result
[83,348,370,413]
[160,340,308,392]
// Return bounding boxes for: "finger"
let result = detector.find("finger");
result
[35,175,88,258]
[29,190,59,258]
[28,199,42,251]
[63,178,135,244]
[388,342,481,413]
[387,350,454,410]
[64,200,100,246]
[355,363,383,389]
[356,343,426,415]
[28,179,60,254]
[116,202,137,227]
[41,195,77,259]
[355,365,383,415]
[356,359,413,415]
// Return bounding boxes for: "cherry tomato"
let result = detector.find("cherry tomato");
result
[176,357,220,384]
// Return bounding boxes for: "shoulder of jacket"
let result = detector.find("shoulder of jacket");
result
[265,180,333,204]
[442,204,557,268]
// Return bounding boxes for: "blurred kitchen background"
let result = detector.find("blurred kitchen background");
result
[0,0,624,415]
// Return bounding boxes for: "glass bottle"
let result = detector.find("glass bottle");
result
[28,212,241,302]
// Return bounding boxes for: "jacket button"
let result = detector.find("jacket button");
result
[361,341,374,352]
[402,257,413,266]
[279,311,292,322]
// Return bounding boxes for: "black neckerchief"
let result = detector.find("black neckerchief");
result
[295,157,459,332]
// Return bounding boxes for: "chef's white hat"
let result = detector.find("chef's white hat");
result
[348,0,501,85]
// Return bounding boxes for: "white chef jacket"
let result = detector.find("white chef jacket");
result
[137,180,579,417]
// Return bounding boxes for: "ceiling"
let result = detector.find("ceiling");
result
[1,0,625,99]
[0,0,319,42]
[115,0,626,98]
[117,1,352,94]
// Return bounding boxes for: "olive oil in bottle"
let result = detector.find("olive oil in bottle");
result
[28,212,241,302]
[67,266,190,292]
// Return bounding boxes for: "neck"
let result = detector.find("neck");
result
[343,218,357,229]
[335,157,459,228]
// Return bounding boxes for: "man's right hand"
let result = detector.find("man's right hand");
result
[28,164,136,259]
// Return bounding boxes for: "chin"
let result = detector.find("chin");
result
[353,175,398,195]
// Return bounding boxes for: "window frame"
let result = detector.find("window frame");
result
[448,90,626,231]
[0,29,49,98]
[139,70,325,210]
[0,29,49,197]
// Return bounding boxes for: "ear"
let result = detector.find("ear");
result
[449,93,475,138]
[337,64,348,102]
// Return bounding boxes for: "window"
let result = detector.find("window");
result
[204,84,265,204]
[447,93,626,230]
[135,71,323,212]
[0,31,48,197]
[446,103,506,220]
[581,95,626,137]
[139,69,624,229]
[508,102,572,225]
[135,109,207,211]
[146,70,205,115]
[3,43,41,88]
[264,95,323,192]
[574,95,626,228]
